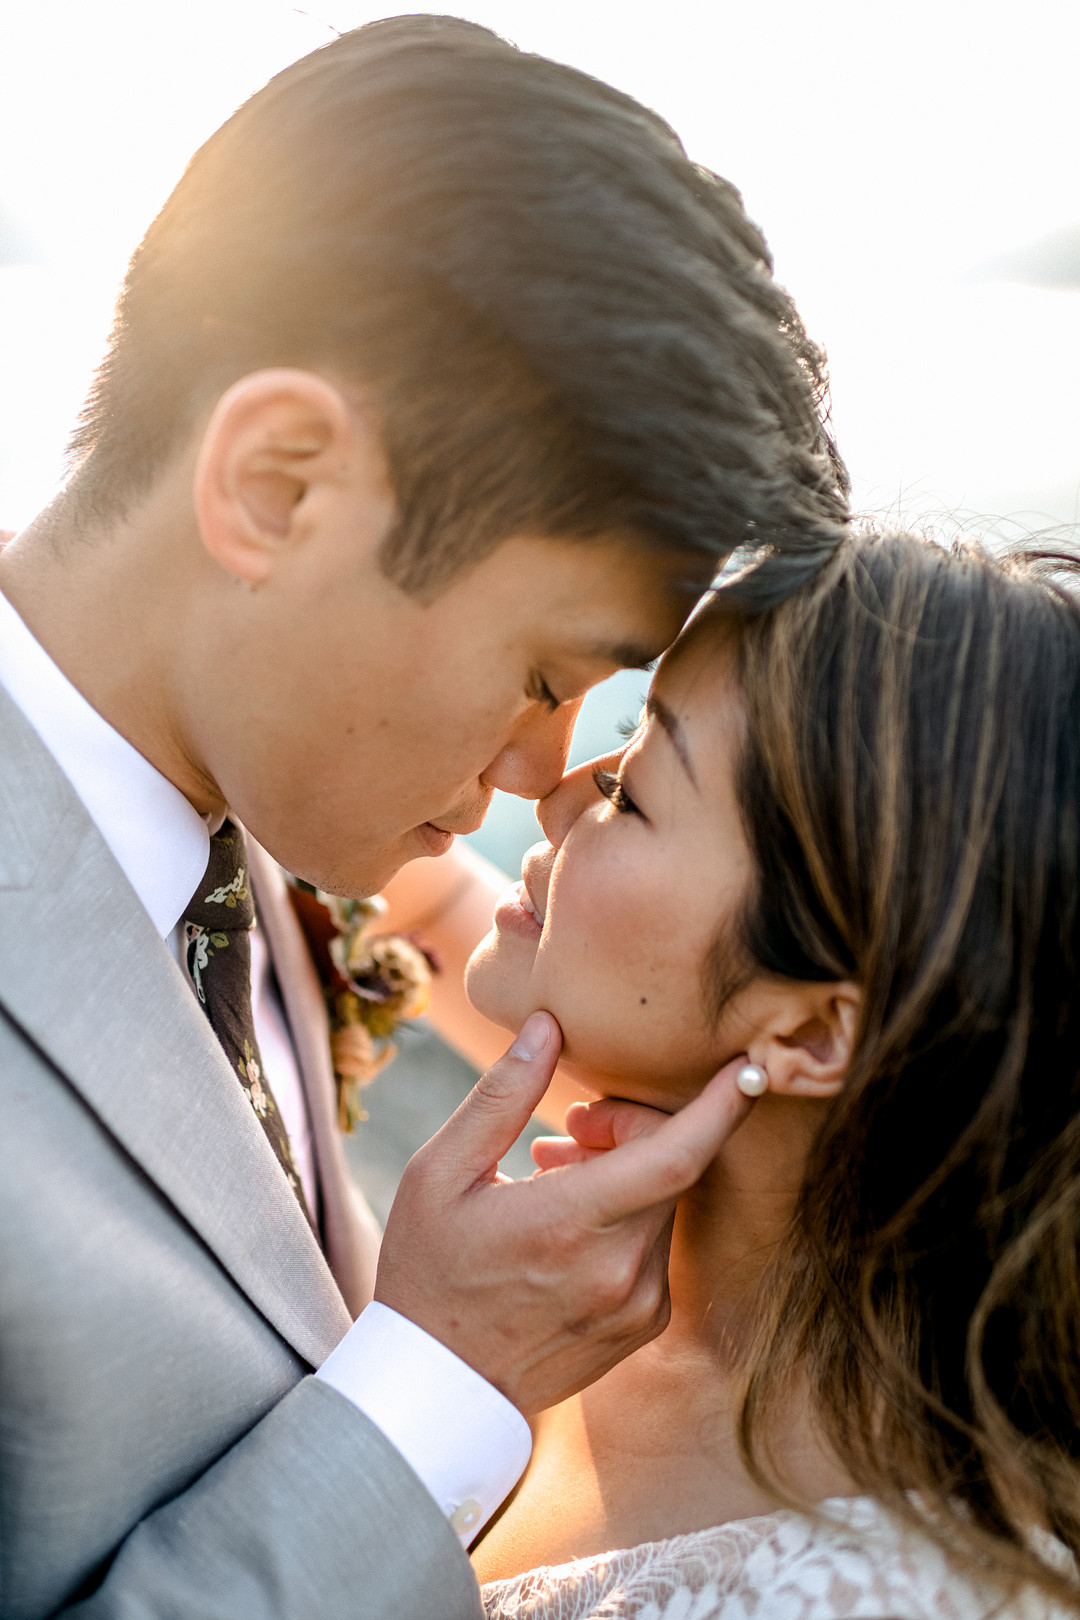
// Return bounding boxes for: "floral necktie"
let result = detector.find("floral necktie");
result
[182,821,315,1233]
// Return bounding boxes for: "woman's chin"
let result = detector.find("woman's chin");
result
[464,938,531,1033]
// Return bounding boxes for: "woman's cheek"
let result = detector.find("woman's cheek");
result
[548,875,727,1087]
[538,885,660,1059]
[546,859,635,981]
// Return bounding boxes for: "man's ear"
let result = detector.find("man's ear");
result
[191,369,390,585]
[747,980,861,1100]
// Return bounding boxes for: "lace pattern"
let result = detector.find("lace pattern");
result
[481,1496,1067,1620]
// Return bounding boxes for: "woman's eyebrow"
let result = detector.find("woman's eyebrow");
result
[646,694,698,787]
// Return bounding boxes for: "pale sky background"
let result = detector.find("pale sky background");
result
[1,0,1078,867]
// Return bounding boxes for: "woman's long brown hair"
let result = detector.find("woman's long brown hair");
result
[709,531,1080,1606]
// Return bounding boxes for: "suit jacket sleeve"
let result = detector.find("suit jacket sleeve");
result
[66,1378,483,1620]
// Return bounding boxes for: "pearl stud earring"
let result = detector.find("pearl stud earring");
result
[736,1063,769,1098]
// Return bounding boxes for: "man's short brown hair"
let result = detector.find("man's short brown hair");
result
[68,15,848,595]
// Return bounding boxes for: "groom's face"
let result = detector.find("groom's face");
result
[201,531,694,897]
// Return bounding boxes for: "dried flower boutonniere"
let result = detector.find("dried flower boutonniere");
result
[288,883,438,1132]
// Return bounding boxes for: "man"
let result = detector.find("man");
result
[0,16,847,1618]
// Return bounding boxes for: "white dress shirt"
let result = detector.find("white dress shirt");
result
[0,585,530,1545]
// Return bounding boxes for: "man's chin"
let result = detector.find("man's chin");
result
[292,827,458,899]
[282,847,404,901]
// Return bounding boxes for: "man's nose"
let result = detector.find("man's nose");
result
[482,699,585,802]
[537,749,621,849]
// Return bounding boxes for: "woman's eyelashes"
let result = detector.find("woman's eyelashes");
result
[593,767,642,817]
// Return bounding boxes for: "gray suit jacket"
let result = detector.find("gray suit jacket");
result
[0,685,482,1619]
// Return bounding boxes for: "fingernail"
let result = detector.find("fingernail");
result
[510,1012,551,1061]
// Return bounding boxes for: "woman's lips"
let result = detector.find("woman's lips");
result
[493,880,544,941]
[413,822,455,857]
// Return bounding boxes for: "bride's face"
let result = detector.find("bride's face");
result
[466,630,761,1107]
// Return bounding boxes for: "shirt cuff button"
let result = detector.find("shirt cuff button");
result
[449,1499,483,1537]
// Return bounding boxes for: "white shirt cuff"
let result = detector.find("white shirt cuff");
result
[316,1301,532,1545]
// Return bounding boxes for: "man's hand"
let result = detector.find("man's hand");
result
[530,1090,677,1169]
[374,1012,754,1414]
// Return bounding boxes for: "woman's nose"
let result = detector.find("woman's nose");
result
[537,749,621,849]
[481,698,585,801]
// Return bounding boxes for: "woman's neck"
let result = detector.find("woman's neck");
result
[662,1089,823,1356]
[471,1089,849,1583]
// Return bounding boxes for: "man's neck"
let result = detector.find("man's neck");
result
[0,488,225,819]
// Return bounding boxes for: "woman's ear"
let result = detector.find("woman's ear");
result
[747,980,861,1099]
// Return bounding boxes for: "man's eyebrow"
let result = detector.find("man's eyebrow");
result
[646,693,698,787]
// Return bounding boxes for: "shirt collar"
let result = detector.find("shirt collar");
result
[0,588,210,937]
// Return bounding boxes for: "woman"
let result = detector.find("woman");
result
[456,531,1080,1617]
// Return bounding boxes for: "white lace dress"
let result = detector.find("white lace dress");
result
[480,1496,1069,1620]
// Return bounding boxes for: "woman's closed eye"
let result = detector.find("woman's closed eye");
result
[593,767,642,817]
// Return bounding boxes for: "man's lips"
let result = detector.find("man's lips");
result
[413,822,456,857]
[411,810,487,858]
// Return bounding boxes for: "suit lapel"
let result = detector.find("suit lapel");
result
[0,689,351,1367]
[247,838,380,1317]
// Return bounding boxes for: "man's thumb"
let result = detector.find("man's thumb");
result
[428,1012,563,1185]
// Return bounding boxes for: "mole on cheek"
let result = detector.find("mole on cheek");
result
[640,996,647,1005]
